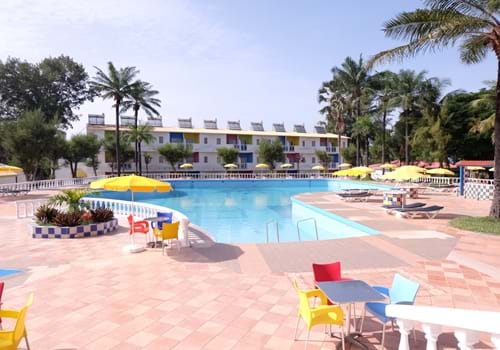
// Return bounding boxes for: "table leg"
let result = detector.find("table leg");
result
[335,303,369,350]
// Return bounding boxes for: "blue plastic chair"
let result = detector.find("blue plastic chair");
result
[360,274,420,349]
[151,212,173,230]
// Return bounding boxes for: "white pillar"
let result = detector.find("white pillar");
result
[491,334,500,350]
[422,324,441,350]
[395,319,414,350]
[454,329,480,350]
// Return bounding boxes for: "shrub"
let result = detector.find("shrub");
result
[90,208,114,223]
[52,211,83,227]
[34,205,60,224]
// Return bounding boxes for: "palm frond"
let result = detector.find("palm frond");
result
[459,34,490,63]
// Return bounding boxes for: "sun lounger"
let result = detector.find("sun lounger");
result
[383,202,426,211]
[394,205,444,219]
[337,191,372,202]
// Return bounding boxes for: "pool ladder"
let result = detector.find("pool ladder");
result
[296,217,319,241]
[266,217,319,242]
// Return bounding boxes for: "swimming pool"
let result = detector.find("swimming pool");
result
[100,179,390,243]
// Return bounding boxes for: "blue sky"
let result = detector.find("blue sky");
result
[0,0,495,135]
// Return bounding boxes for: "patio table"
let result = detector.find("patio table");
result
[317,280,385,349]
[143,217,169,248]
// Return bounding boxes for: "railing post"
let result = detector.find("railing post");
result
[395,319,414,350]
[422,323,441,350]
[454,329,480,350]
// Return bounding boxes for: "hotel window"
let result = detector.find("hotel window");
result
[204,137,208,144]
[158,136,164,144]
[256,139,260,145]
[302,140,305,147]
[312,157,316,164]
[159,156,164,163]
[216,138,221,145]
[204,156,208,163]
[312,140,316,147]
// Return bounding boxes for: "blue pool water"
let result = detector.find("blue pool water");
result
[100,179,390,243]
[0,268,23,277]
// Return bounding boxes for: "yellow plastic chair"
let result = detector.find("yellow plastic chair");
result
[0,293,34,350]
[293,279,345,350]
[153,221,181,254]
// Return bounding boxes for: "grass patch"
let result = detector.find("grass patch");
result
[449,216,500,235]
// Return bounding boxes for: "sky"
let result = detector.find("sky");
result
[0,0,496,136]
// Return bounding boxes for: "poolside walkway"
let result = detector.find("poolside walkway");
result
[0,190,499,349]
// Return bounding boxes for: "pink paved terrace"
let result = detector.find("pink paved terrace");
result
[1,189,499,349]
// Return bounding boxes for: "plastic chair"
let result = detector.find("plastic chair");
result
[312,262,351,284]
[0,293,34,350]
[127,214,149,235]
[151,212,173,230]
[153,221,181,254]
[360,273,420,349]
[292,279,345,350]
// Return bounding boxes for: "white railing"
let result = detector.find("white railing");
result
[386,304,500,350]
[412,176,460,185]
[0,176,107,193]
[16,198,49,218]
[81,197,191,247]
[143,172,335,180]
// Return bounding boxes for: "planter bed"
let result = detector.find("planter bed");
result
[31,218,118,239]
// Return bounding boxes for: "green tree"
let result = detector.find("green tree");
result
[217,147,240,165]
[48,189,90,213]
[318,88,347,164]
[315,150,331,169]
[1,110,60,180]
[124,124,154,175]
[102,133,134,175]
[158,143,192,172]
[257,139,285,169]
[0,56,94,126]
[85,155,100,177]
[371,70,398,163]
[91,62,139,176]
[121,81,161,172]
[370,0,500,217]
[351,115,374,166]
[341,144,357,165]
[63,134,102,178]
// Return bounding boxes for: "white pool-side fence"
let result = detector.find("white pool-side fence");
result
[386,304,500,350]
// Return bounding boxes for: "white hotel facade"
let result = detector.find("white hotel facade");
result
[86,114,348,173]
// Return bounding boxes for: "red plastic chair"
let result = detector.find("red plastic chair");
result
[312,262,351,305]
[127,215,149,235]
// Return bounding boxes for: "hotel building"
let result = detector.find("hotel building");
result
[86,114,348,173]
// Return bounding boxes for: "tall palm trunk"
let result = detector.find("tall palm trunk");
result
[490,60,500,217]
[404,111,409,164]
[382,107,387,164]
[115,100,121,176]
[337,133,342,167]
[138,141,143,175]
[134,105,139,174]
[365,135,369,166]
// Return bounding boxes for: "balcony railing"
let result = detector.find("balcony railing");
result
[386,304,500,350]
[284,145,295,152]
[233,144,248,151]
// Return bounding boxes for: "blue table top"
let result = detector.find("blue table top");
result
[317,280,385,304]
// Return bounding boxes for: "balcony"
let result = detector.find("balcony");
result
[326,146,338,153]
[233,144,248,151]
[284,145,295,152]
[88,114,105,125]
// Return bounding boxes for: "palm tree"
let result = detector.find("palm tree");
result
[351,115,374,166]
[91,62,140,176]
[369,0,500,217]
[371,71,398,164]
[121,81,161,173]
[319,84,347,166]
[325,56,374,165]
[143,153,152,174]
[470,82,495,141]
[125,124,155,175]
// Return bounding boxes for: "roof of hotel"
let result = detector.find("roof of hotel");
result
[88,124,348,139]
[454,160,494,167]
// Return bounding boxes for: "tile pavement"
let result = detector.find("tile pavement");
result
[0,190,499,349]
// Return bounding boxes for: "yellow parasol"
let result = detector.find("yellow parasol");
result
[381,167,429,181]
[312,165,325,171]
[179,163,193,169]
[380,163,397,169]
[339,163,352,169]
[397,165,427,173]
[489,168,495,172]
[427,168,455,176]
[280,163,293,169]
[256,163,270,169]
[224,163,238,169]
[350,166,374,174]
[0,164,23,173]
